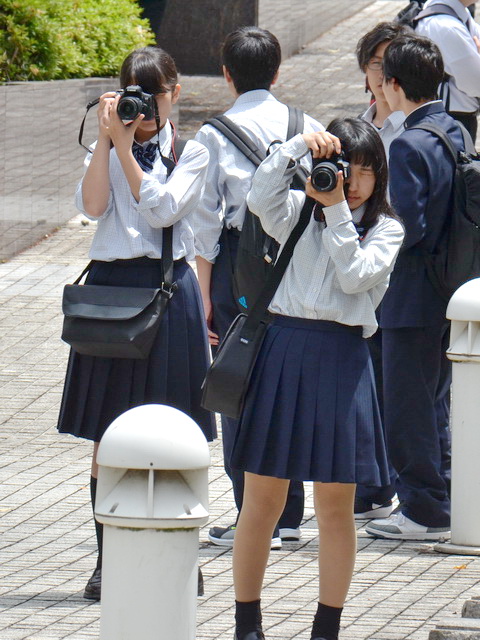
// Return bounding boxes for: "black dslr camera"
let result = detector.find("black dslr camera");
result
[117,85,156,122]
[310,152,350,192]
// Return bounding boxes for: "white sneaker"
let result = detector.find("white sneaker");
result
[365,512,450,541]
[279,527,302,541]
[208,524,282,549]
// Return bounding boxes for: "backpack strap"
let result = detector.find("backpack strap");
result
[205,115,264,167]
[286,106,310,189]
[205,105,306,177]
[287,105,304,140]
[410,121,474,158]
[414,3,462,23]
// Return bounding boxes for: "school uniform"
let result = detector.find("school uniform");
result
[356,105,406,505]
[416,0,480,141]
[379,101,464,527]
[194,90,322,525]
[231,134,405,483]
[362,105,405,160]
[58,121,216,443]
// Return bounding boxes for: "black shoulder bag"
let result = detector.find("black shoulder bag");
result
[61,136,186,360]
[201,196,315,419]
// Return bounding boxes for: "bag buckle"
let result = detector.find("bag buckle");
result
[160,281,178,299]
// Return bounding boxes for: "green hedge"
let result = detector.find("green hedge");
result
[0,0,156,83]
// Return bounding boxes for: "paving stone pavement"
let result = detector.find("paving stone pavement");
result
[2,2,480,639]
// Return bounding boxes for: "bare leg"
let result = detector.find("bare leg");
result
[233,472,290,601]
[91,441,100,478]
[314,482,356,607]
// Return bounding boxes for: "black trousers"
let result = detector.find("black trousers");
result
[210,228,304,529]
[355,326,397,505]
[382,323,451,527]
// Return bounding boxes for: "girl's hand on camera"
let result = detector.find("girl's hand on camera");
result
[305,171,346,208]
[97,93,144,151]
[302,131,341,158]
[97,92,117,140]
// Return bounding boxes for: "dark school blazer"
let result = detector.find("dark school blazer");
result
[380,101,464,329]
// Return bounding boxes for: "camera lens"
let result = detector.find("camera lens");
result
[311,163,338,192]
[117,97,142,121]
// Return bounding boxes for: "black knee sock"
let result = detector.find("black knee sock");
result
[311,602,343,640]
[90,476,103,569]
[235,599,262,638]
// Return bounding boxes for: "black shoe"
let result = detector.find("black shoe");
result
[234,632,265,640]
[83,567,101,601]
[198,568,204,597]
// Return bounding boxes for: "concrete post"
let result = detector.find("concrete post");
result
[435,278,480,556]
[95,404,210,639]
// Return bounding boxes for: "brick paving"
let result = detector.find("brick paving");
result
[1,2,480,639]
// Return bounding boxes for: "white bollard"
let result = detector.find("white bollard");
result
[95,404,210,639]
[435,278,480,555]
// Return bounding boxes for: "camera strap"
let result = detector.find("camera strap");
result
[78,98,101,151]
[78,95,185,170]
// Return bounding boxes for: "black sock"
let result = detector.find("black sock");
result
[235,599,262,638]
[90,476,103,570]
[311,602,343,640]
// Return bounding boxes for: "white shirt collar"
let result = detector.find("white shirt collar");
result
[233,89,279,107]
[407,99,443,119]
[362,104,405,131]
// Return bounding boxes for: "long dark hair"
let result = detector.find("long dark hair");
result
[120,46,178,95]
[327,117,396,230]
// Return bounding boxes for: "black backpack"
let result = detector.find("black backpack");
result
[411,122,480,301]
[394,1,460,28]
[205,106,308,312]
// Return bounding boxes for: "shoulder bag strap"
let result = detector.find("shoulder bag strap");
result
[161,126,186,293]
[240,197,316,340]
[73,260,94,284]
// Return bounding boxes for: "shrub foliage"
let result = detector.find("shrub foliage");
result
[1,0,156,82]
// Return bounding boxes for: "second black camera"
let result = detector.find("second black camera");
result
[117,85,156,122]
[311,153,350,192]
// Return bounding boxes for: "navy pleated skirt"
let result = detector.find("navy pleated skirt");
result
[58,257,216,443]
[231,315,389,484]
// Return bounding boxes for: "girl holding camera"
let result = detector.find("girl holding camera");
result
[230,117,404,640]
[57,46,215,600]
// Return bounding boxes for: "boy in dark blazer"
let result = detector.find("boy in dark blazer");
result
[366,34,464,540]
